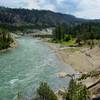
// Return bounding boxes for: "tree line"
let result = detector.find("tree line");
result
[52,22,100,47]
[0,24,48,32]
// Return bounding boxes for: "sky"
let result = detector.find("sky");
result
[0,0,100,19]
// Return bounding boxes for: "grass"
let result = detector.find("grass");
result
[63,47,81,53]
[60,39,76,47]
[48,38,81,53]
[49,38,76,47]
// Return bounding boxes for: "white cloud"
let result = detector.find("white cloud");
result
[43,4,56,11]
[27,0,37,9]
[74,0,100,19]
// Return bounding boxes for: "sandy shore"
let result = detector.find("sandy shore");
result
[45,42,100,73]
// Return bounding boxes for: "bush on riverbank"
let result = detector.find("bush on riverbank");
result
[0,28,14,50]
[63,79,90,100]
[33,82,58,100]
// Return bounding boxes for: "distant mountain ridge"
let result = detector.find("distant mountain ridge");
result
[0,6,88,27]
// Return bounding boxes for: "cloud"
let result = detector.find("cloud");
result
[73,0,100,19]
[0,0,100,19]
[26,0,37,9]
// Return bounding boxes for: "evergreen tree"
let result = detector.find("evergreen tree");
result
[35,82,58,100]
[64,79,90,100]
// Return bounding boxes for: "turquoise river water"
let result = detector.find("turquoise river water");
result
[0,37,75,100]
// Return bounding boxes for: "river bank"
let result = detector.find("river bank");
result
[0,33,17,53]
[44,41,100,73]
[44,41,100,98]
[0,39,17,53]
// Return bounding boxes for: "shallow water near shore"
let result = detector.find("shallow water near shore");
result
[0,36,75,100]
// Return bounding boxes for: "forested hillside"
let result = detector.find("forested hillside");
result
[0,7,85,27]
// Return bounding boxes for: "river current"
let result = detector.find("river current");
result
[0,37,75,100]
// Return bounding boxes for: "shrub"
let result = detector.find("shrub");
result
[64,79,90,100]
[34,82,58,100]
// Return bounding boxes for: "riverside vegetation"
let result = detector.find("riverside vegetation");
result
[52,22,100,48]
[0,28,14,50]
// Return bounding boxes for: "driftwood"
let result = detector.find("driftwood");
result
[87,79,100,89]
[87,79,100,100]
[92,95,100,100]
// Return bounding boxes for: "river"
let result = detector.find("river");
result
[0,37,75,100]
